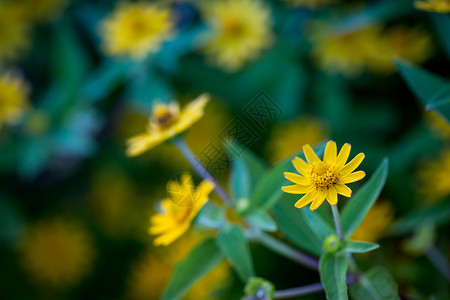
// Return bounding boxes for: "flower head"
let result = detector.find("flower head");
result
[282,141,365,210]
[149,173,215,246]
[351,201,394,242]
[201,0,273,72]
[0,71,30,129]
[415,0,450,13]
[126,94,209,157]
[99,2,174,60]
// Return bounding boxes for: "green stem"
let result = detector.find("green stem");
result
[273,283,323,299]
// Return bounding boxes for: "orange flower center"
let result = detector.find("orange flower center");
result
[310,161,338,190]
[223,17,245,37]
[151,104,178,129]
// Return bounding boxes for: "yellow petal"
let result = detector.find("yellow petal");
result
[292,157,310,176]
[324,141,337,164]
[152,222,190,246]
[282,184,313,194]
[284,172,310,186]
[335,143,351,168]
[294,190,317,209]
[326,187,338,205]
[335,184,352,197]
[310,190,327,210]
[125,132,167,156]
[339,153,365,176]
[340,171,366,184]
[303,144,321,164]
[173,93,210,134]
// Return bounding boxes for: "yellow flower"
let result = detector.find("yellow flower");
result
[426,111,450,140]
[0,2,32,63]
[126,94,210,157]
[99,2,174,60]
[351,201,394,243]
[415,0,450,13]
[0,71,30,129]
[417,149,450,203]
[149,173,215,246]
[266,116,329,164]
[19,219,95,288]
[282,0,336,8]
[201,0,273,72]
[282,141,365,210]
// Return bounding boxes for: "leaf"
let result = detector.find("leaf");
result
[216,225,255,281]
[245,209,277,232]
[228,155,251,200]
[343,241,379,254]
[341,158,389,239]
[271,194,323,256]
[253,142,326,210]
[162,238,224,300]
[319,253,348,300]
[301,208,335,241]
[350,267,399,300]
[431,14,450,60]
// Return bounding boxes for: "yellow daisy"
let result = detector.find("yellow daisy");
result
[126,94,209,157]
[414,0,450,13]
[149,173,215,246]
[282,141,365,210]
[351,201,394,243]
[19,219,95,288]
[201,0,274,72]
[99,2,174,60]
[0,71,30,129]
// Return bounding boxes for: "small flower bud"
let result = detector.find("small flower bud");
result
[243,277,274,300]
[323,234,341,253]
[235,198,251,215]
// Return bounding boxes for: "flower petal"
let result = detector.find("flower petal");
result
[335,143,351,168]
[294,190,316,209]
[281,184,313,194]
[292,157,310,176]
[335,184,352,197]
[152,222,190,246]
[303,144,321,164]
[339,153,365,176]
[174,93,210,134]
[310,190,327,211]
[324,141,337,164]
[284,172,310,186]
[126,132,167,157]
[340,171,366,184]
[326,187,338,205]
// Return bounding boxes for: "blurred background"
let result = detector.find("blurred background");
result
[0,0,449,299]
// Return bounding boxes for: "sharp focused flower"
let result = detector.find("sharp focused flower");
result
[201,0,273,72]
[99,2,174,60]
[19,219,95,288]
[282,141,365,210]
[414,0,450,13]
[351,201,394,243]
[149,173,215,246]
[0,71,30,129]
[126,94,209,157]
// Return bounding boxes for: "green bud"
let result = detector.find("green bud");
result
[235,198,251,215]
[242,277,274,300]
[323,234,341,253]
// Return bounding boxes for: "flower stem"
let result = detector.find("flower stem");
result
[426,245,450,282]
[256,232,319,271]
[174,138,231,204]
[331,205,345,242]
[273,283,323,299]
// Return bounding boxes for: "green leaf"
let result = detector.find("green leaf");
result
[301,208,334,241]
[350,267,399,300]
[229,156,251,200]
[343,241,379,254]
[245,209,277,232]
[271,194,323,256]
[253,143,325,210]
[319,253,348,300]
[431,14,450,60]
[162,238,224,300]
[341,158,389,239]
[216,225,255,281]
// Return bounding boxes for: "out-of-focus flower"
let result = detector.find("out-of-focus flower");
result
[19,219,95,288]
[99,2,174,60]
[0,2,32,63]
[21,0,69,22]
[282,141,365,210]
[281,0,336,8]
[415,0,450,13]
[126,94,209,157]
[201,0,273,72]
[425,111,450,140]
[266,116,329,164]
[351,201,394,243]
[417,149,450,203]
[149,173,215,246]
[0,71,30,129]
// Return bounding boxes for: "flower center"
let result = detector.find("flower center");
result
[151,104,178,129]
[310,161,339,190]
[223,17,245,37]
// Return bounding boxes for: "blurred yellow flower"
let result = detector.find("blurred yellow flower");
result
[417,149,450,203]
[351,201,394,243]
[266,116,329,164]
[0,2,32,63]
[0,71,30,129]
[415,0,450,13]
[126,94,210,157]
[21,0,68,22]
[19,219,95,288]
[282,141,365,210]
[425,111,450,140]
[99,2,174,60]
[149,173,215,246]
[201,0,273,72]
[282,0,336,8]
